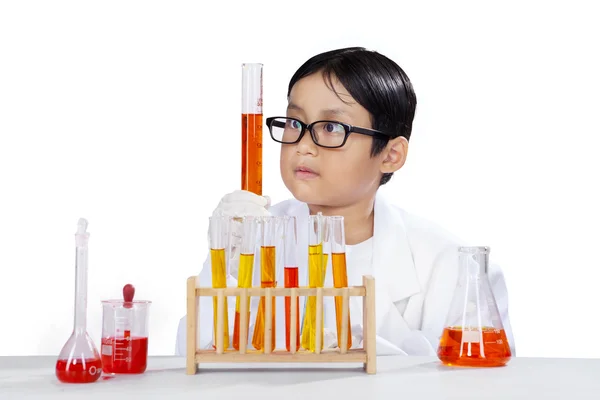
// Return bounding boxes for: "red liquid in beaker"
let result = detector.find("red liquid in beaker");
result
[437,327,512,367]
[55,357,103,383]
[101,336,148,374]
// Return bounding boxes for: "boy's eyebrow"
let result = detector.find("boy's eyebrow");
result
[286,102,303,112]
[287,103,349,118]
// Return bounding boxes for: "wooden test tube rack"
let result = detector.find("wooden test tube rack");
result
[186,275,376,374]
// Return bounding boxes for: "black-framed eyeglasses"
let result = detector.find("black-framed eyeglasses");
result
[266,116,393,149]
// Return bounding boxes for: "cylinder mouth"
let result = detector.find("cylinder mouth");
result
[458,246,490,254]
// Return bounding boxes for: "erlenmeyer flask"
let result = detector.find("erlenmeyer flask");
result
[437,246,512,367]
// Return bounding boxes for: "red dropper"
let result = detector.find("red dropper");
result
[123,284,135,308]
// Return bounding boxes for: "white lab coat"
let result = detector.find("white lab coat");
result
[175,191,516,356]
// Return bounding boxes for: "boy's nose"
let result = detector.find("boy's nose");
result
[296,129,318,156]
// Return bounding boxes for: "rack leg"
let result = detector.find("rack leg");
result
[186,276,198,375]
[363,276,376,374]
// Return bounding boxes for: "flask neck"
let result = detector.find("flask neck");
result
[73,247,88,332]
[459,246,489,276]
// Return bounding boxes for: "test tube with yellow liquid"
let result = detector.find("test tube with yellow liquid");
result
[233,216,258,350]
[301,213,328,352]
[330,216,352,350]
[251,216,280,352]
[208,216,231,350]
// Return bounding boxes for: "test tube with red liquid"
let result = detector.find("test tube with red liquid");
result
[101,284,151,374]
[283,216,300,352]
[55,218,103,384]
[241,63,263,195]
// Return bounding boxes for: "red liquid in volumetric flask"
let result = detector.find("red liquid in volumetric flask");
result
[284,266,300,352]
[55,358,102,384]
[101,336,149,374]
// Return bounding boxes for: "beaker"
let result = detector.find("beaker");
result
[251,216,282,352]
[209,215,232,350]
[283,216,300,352]
[301,213,328,352]
[241,63,263,195]
[233,216,258,350]
[56,218,102,384]
[437,246,512,367]
[101,299,151,374]
[329,216,352,350]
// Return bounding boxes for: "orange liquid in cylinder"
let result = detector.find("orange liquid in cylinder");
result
[332,252,352,349]
[242,113,263,195]
[284,266,300,352]
[437,326,511,367]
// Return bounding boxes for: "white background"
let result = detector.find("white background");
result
[1,0,598,358]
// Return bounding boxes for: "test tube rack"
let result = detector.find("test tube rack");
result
[185,275,376,374]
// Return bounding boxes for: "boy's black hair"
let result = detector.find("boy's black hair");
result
[287,47,417,186]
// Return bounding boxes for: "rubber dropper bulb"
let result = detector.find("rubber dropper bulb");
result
[123,284,135,309]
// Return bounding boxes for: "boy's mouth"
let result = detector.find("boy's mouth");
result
[294,165,319,179]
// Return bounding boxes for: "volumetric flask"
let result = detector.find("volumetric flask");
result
[233,216,258,350]
[241,63,263,195]
[209,216,232,350]
[437,246,512,367]
[101,292,151,374]
[56,218,102,384]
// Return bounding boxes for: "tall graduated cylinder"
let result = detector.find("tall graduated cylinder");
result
[241,63,263,195]
[101,300,151,374]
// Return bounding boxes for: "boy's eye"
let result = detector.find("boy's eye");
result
[322,122,344,134]
[286,119,302,130]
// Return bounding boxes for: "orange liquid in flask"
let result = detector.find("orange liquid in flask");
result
[241,113,263,195]
[233,253,254,350]
[252,246,276,352]
[284,266,300,352]
[332,252,352,349]
[437,326,511,367]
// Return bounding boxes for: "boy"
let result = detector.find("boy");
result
[175,47,515,356]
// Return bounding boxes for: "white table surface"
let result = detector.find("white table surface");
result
[1,355,599,399]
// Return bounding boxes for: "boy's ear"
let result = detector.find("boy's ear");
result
[380,136,408,174]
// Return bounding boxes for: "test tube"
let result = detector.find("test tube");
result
[233,216,258,351]
[301,213,328,352]
[283,216,300,352]
[251,216,279,352]
[241,63,263,195]
[208,216,231,351]
[330,216,352,350]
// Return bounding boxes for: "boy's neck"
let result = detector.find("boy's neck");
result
[307,196,375,245]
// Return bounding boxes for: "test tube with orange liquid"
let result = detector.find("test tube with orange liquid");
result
[283,216,300,352]
[251,216,280,352]
[232,216,258,350]
[437,246,512,367]
[301,213,328,352]
[241,63,263,196]
[329,216,352,350]
[208,216,231,350]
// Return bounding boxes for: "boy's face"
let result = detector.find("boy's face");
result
[280,72,385,208]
